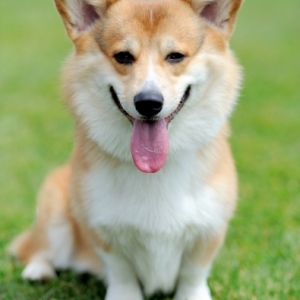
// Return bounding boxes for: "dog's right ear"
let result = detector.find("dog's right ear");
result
[54,0,118,41]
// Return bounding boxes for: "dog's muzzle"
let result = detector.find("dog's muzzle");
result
[109,85,191,124]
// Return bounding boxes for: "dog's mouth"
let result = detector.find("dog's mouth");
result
[110,86,191,173]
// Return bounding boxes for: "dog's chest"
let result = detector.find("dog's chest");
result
[80,161,224,293]
[79,159,220,230]
[83,160,221,234]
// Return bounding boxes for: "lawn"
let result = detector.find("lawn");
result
[1,0,299,299]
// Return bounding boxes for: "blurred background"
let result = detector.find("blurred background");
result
[0,0,299,299]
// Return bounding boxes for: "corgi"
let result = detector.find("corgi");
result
[10,0,243,299]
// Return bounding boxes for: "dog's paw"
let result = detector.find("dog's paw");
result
[22,260,56,280]
[174,283,212,300]
[105,284,143,300]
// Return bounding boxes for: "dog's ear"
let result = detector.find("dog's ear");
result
[185,0,243,36]
[54,0,118,40]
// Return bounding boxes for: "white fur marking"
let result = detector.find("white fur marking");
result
[48,218,74,269]
[22,259,56,280]
[85,151,228,294]
[142,57,159,92]
[149,9,153,28]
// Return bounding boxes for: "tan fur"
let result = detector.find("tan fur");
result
[191,230,226,268]
[10,165,71,263]
[10,165,104,276]
[11,0,243,298]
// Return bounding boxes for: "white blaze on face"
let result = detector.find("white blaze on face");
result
[141,57,161,97]
[149,9,153,28]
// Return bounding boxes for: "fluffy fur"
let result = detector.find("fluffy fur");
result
[10,0,243,299]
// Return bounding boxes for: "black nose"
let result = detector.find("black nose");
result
[134,91,163,117]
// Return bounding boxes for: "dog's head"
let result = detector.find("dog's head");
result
[55,0,243,173]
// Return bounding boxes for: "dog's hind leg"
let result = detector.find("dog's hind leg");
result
[9,165,103,280]
[9,165,73,280]
[9,227,57,280]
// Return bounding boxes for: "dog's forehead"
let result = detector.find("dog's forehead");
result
[97,0,204,52]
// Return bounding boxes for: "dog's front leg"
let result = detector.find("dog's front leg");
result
[174,230,226,300]
[101,250,143,300]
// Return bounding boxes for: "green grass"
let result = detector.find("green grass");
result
[1,0,299,299]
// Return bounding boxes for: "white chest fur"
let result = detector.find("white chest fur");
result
[81,153,227,294]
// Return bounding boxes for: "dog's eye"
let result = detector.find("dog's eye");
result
[166,52,185,63]
[114,52,135,65]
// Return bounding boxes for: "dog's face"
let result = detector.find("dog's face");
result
[55,0,242,173]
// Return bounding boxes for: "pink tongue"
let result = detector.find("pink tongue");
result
[131,119,169,173]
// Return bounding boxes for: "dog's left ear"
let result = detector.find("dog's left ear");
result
[185,0,243,37]
[54,0,118,41]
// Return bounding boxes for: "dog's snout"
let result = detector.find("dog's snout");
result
[134,91,163,118]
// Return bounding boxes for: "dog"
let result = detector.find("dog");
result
[10,0,243,299]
